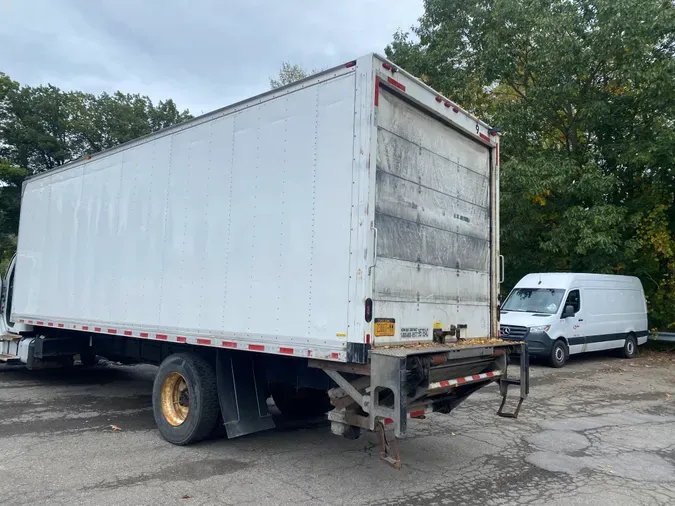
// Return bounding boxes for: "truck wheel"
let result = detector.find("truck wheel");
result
[549,340,568,368]
[271,385,332,419]
[621,334,638,359]
[152,353,220,445]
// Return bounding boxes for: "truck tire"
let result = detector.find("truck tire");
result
[152,353,220,445]
[270,385,332,419]
[549,340,568,368]
[621,334,638,359]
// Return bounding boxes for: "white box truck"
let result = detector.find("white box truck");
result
[0,54,528,467]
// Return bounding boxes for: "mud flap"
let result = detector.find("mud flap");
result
[216,349,275,438]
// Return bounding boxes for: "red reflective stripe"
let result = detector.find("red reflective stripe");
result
[48,322,54,327]
[82,326,89,331]
[387,76,406,92]
[457,377,467,384]
[374,76,380,106]
[140,332,149,338]
[410,410,425,418]
[439,380,450,387]
[156,334,168,341]
[176,336,187,343]
[197,338,211,345]
[28,320,33,324]
[124,331,132,336]
[331,352,340,359]
[248,344,264,351]
[222,341,237,348]
[58,323,64,328]
[486,371,494,378]
[280,347,294,355]
[37,321,44,325]
[480,132,490,142]
[472,374,482,381]
[94,327,101,332]
[19,319,25,323]
[107,328,116,334]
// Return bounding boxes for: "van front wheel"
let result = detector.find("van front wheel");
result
[621,334,638,359]
[549,340,568,368]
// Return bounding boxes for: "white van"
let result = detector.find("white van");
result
[499,273,648,367]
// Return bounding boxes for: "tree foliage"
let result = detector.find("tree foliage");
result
[0,72,192,272]
[387,0,675,328]
[269,62,310,89]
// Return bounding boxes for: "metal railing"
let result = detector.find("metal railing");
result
[650,332,675,343]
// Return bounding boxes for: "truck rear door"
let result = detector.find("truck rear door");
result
[372,86,493,344]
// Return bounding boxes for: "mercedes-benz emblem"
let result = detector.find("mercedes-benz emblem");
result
[502,327,511,336]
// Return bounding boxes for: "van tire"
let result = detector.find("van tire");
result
[621,334,638,359]
[152,353,220,445]
[549,340,568,368]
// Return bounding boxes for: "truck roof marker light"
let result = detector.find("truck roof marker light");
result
[435,96,443,103]
[444,101,452,108]
[453,106,459,113]
[365,298,373,322]
[382,62,392,71]
[345,60,356,68]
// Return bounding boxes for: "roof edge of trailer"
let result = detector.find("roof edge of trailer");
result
[23,56,367,186]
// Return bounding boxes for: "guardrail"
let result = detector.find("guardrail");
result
[650,332,675,343]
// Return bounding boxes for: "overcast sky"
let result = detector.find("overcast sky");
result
[1,0,423,115]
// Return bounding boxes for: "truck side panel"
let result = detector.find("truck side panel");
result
[12,71,357,355]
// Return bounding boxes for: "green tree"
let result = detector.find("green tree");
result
[387,0,675,328]
[0,73,193,271]
[269,62,309,89]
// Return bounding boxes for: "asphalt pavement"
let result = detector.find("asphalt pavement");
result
[1,351,675,505]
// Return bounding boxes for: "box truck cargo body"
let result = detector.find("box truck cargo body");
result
[0,54,527,467]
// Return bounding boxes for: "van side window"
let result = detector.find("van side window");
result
[564,290,580,313]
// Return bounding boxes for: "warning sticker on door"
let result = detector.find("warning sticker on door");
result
[400,327,429,340]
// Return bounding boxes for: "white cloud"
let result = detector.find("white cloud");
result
[0,0,423,114]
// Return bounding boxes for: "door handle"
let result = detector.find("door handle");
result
[578,319,584,322]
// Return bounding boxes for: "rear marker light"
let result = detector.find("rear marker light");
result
[382,62,392,70]
[365,298,373,322]
[345,60,356,68]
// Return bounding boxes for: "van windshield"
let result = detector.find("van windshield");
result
[502,288,565,314]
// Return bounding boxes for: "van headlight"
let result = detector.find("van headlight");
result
[530,325,551,333]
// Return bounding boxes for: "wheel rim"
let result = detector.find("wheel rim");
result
[161,372,190,426]
[627,340,635,354]
[555,346,564,362]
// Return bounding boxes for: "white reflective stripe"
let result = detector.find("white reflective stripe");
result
[428,370,502,390]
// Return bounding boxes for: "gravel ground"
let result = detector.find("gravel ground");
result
[1,349,675,505]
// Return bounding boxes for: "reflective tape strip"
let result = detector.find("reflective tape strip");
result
[429,370,501,390]
[9,317,346,361]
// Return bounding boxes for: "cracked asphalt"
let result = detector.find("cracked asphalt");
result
[1,351,675,505]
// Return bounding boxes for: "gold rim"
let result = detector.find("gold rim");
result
[161,372,189,426]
